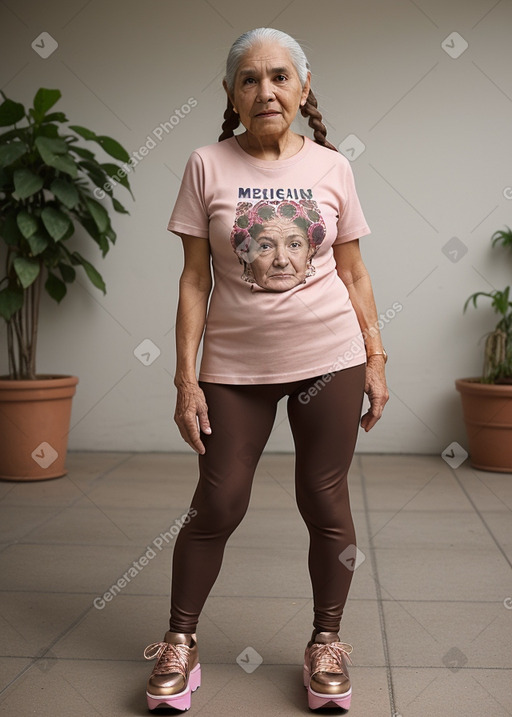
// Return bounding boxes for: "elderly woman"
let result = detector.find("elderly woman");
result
[144,27,388,712]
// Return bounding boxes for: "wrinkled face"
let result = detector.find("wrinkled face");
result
[227,41,310,140]
[249,219,314,292]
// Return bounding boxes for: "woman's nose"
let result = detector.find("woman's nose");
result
[273,249,289,267]
[257,79,275,103]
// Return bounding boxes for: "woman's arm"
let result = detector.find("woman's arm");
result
[174,234,213,453]
[333,239,389,432]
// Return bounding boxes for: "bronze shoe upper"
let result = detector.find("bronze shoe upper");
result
[304,630,352,696]
[144,631,198,697]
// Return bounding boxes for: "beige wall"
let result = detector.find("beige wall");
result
[1,0,511,453]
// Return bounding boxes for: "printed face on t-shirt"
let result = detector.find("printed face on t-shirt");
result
[230,198,326,292]
[249,219,313,291]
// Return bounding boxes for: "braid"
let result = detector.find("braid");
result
[300,89,338,152]
[218,97,240,142]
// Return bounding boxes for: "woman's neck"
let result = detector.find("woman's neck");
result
[235,131,304,160]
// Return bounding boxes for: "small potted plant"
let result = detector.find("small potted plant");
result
[0,87,132,481]
[455,227,512,472]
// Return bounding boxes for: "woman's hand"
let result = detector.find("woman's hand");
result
[360,356,389,432]
[174,380,211,454]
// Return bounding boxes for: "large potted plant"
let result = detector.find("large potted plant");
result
[455,227,512,472]
[0,87,132,480]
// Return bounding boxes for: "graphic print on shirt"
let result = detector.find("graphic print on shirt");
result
[230,197,326,292]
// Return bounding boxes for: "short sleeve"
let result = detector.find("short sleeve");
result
[333,159,371,245]
[167,151,209,238]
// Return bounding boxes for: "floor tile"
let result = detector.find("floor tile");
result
[0,657,32,693]
[479,511,512,560]
[391,667,512,717]
[382,599,512,668]
[0,592,92,657]
[373,547,510,601]
[21,504,186,547]
[0,542,168,595]
[0,506,63,543]
[368,510,498,550]
[456,464,512,512]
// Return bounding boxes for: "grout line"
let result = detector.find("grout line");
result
[358,455,397,716]
[0,602,94,700]
[13,453,138,545]
[450,470,512,570]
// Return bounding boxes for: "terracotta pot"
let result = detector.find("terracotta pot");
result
[0,375,79,481]
[455,377,512,473]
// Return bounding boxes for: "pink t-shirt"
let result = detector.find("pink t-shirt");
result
[168,136,371,384]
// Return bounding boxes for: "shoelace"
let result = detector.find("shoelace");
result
[144,641,190,677]
[309,642,353,676]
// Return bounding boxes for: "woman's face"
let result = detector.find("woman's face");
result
[227,41,310,141]
[249,220,314,292]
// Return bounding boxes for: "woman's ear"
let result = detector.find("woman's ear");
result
[300,71,311,106]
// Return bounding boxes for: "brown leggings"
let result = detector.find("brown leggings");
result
[169,363,366,634]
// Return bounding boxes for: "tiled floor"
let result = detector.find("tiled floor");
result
[0,452,511,716]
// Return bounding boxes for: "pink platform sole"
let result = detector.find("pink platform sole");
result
[303,666,352,710]
[146,663,201,712]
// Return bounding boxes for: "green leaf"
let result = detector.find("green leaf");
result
[35,136,78,178]
[78,159,108,189]
[101,162,132,195]
[52,153,78,177]
[41,207,72,241]
[73,251,106,293]
[0,127,24,142]
[1,212,23,244]
[13,256,40,288]
[13,168,44,199]
[33,89,61,120]
[0,98,25,126]
[0,141,26,167]
[0,168,8,188]
[69,125,97,141]
[41,112,68,124]
[45,271,67,302]
[27,231,49,256]
[0,287,24,320]
[79,215,100,241]
[51,178,79,208]
[112,196,129,214]
[37,123,59,139]
[59,263,76,283]
[78,217,109,255]
[84,197,109,232]
[96,135,130,162]
[35,136,68,155]
[69,145,95,160]
[16,210,39,238]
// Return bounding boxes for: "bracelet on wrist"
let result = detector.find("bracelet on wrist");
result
[366,349,388,364]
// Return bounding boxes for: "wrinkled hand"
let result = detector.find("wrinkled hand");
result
[174,381,211,454]
[360,357,389,432]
